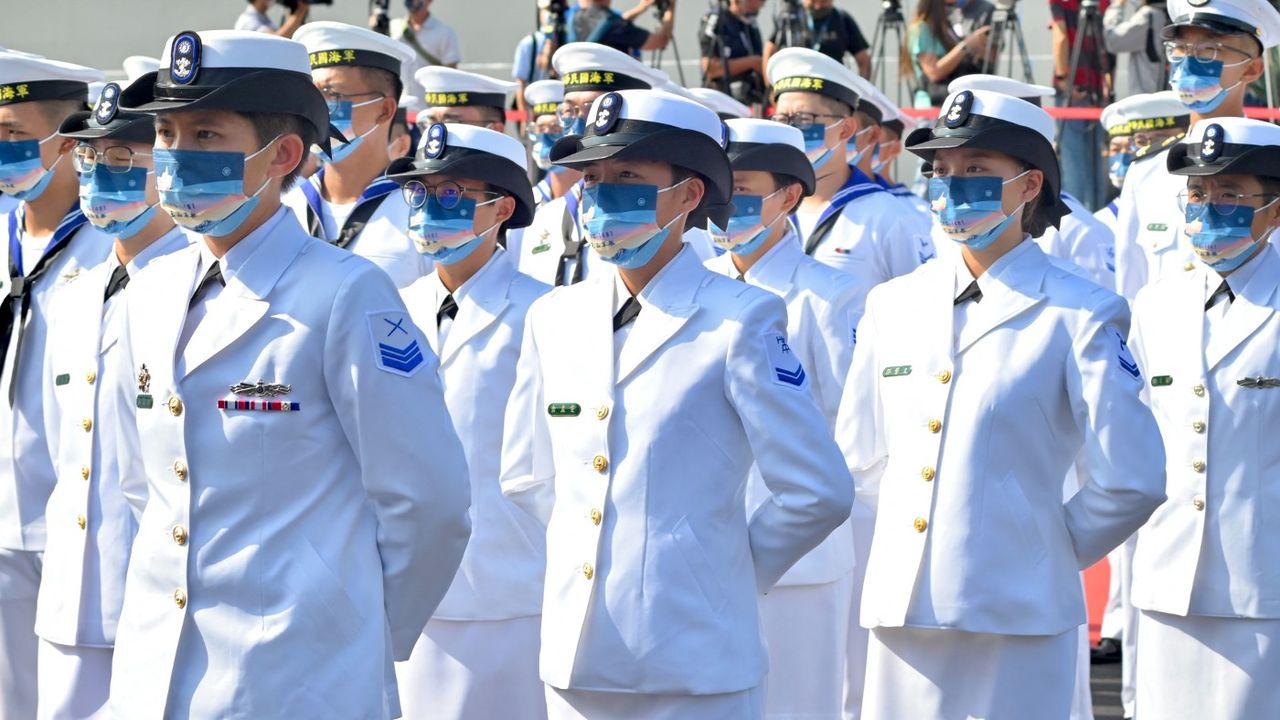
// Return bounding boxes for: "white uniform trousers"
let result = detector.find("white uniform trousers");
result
[396,615,545,720]
[759,570,853,720]
[1136,610,1280,720]
[545,685,763,720]
[862,626,1076,720]
[36,640,111,719]
[0,548,40,720]
[842,501,875,720]
[1111,534,1139,718]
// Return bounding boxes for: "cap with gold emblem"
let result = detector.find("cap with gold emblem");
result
[58,82,154,143]
[524,79,564,120]
[294,21,414,96]
[1163,0,1280,50]
[1168,117,1280,180]
[767,47,882,121]
[550,42,670,94]
[0,50,103,107]
[414,67,517,110]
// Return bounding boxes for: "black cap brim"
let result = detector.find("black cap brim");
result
[1167,142,1280,180]
[58,110,155,144]
[387,152,535,229]
[726,143,815,197]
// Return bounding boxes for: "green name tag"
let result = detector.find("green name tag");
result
[547,403,581,417]
[136,394,154,410]
[54,373,70,386]
[531,243,552,255]
[1146,223,1168,232]
[882,365,913,378]
[1151,375,1173,387]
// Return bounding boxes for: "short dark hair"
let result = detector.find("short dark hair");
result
[35,98,86,130]
[1016,162,1051,238]
[769,172,805,213]
[245,112,315,191]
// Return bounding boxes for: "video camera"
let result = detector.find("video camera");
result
[278,0,331,11]
[370,0,391,35]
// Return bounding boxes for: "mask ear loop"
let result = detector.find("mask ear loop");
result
[242,134,284,199]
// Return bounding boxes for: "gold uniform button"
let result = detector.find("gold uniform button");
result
[172,525,188,546]
[596,405,609,420]
[81,417,93,432]
[936,370,952,384]
[85,371,96,385]
[172,460,188,480]
[927,419,942,434]
[589,508,602,526]
[1183,261,1195,272]
[1192,421,1206,434]
[913,517,928,533]
[581,563,594,580]
[921,467,936,481]
[76,514,86,530]
[80,465,90,480]
[592,455,609,473]
[168,396,184,416]
[1192,497,1206,511]
[1192,460,1206,473]
[173,588,187,609]
[1193,384,1206,397]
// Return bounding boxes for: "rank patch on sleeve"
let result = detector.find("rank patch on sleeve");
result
[1108,327,1141,380]
[766,333,807,389]
[369,311,426,377]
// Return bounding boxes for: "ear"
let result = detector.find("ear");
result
[680,175,706,213]
[265,134,306,181]
[375,96,397,127]
[835,115,858,144]
[1020,169,1045,205]
[53,136,77,156]
[1243,55,1266,84]
[493,194,517,226]
[783,180,805,213]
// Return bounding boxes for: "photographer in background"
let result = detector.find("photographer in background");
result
[1103,0,1170,95]
[513,2,560,133]
[699,0,766,106]
[764,0,872,80]
[902,0,993,106]
[1052,0,1113,211]
[234,0,310,37]
[566,0,675,56]
[394,0,462,111]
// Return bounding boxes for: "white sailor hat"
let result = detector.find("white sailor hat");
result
[687,87,751,120]
[948,74,1054,106]
[908,88,1068,228]
[119,30,335,151]
[767,47,867,117]
[294,21,413,90]
[123,56,160,83]
[725,119,815,196]
[855,82,895,125]
[1164,0,1280,50]
[387,122,536,228]
[1102,91,1191,137]
[524,79,564,119]
[551,42,669,94]
[0,50,103,107]
[59,81,154,144]
[1168,116,1280,179]
[551,89,732,229]
[414,66,517,110]
[881,103,911,136]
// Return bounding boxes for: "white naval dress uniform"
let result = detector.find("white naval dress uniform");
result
[1128,244,1280,720]
[105,208,471,719]
[1113,144,1195,299]
[500,246,853,718]
[836,239,1166,718]
[34,227,189,719]
[395,247,550,720]
[283,172,432,289]
[0,207,112,720]
[706,233,862,720]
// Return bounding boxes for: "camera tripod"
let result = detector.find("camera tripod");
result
[772,0,811,52]
[701,0,735,95]
[981,0,1034,85]
[870,0,910,105]
[649,0,688,86]
[1064,0,1111,107]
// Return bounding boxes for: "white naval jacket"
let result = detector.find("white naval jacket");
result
[500,245,853,694]
[1129,244,1280,620]
[401,248,550,621]
[1113,148,1194,299]
[36,228,190,649]
[0,209,112,551]
[706,233,862,586]
[837,240,1166,636]
[105,209,471,719]
[283,176,432,289]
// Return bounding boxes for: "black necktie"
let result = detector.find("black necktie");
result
[437,294,458,327]
[1205,280,1235,311]
[954,280,983,305]
[103,264,130,302]
[613,296,641,332]
[187,261,225,311]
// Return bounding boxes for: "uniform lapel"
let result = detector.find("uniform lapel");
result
[749,235,801,297]
[956,242,1049,356]
[1177,264,1209,382]
[440,251,514,365]
[616,248,699,385]
[1206,246,1280,370]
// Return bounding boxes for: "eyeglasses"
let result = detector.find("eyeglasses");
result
[317,88,385,103]
[72,144,151,174]
[1177,188,1279,216]
[556,101,591,130]
[771,112,848,128]
[402,180,504,209]
[1164,41,1253,64]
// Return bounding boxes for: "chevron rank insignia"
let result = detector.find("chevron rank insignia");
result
[766,333,807,389]
[369,311,426,377]
[1108,327,1141,380]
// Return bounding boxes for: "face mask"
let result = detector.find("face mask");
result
[563,116,586,137]
[928,171,1029,251]
[580,179,688,269]
[0,132,64,201]
[153,137,277,237]
[78,164,157,239]
[710,187,787,256]
[1169,56,1246,113]
[529,130,564,170]
[1108,152,1134,189]
[1184,197,1277,272]
[844,126,875,167]
[408,193,499,265]
[318,97,383,166]
[800,120,842,172]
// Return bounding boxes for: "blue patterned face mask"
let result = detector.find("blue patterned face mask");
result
[1169,56,1246,114]
[78,164,157,239]
[528,130,564,170]
[153,136,278,237]
[844,125,876,167]
[1108,152,1134,189]
[0,132,63,201]
[580,179,689,269]
[928,171,1029,251]
[1184,197,1277,272]
[709,187,787,256]
[318,97,383,165]
[800,120,843,172]
[408,193,500,265]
